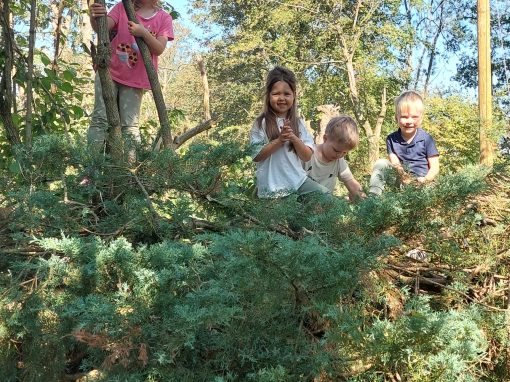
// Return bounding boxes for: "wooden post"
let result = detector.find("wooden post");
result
[478,0,493,166]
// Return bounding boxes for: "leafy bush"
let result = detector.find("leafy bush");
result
[0,134,508,381]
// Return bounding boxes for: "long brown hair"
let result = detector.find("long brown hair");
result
[255,66,300,143]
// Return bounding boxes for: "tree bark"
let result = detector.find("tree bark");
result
[316,104,340,144]
[339,18,386,172]
[51,0,65,94]
[79,0,93,51]
[152,115,221,151]
[368,87,387,168]
[121,0,174,150]
[173,115,221,148]
[94,0,123,164]
[423,2,445,97]
[25,0,37,147]
[0,0,21,147]
[197,55,211,121]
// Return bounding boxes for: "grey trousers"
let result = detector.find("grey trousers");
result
[369,159,392,195]
[87,73,144,162]
[297,177,331,195]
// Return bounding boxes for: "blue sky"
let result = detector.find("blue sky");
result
[170,0,189,15]
[170,0,192,29]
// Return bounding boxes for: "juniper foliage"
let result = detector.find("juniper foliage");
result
[0,134,508,381]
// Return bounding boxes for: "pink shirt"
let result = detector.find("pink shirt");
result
[108,2,174,89]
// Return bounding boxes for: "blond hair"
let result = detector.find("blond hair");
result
[395,90,424,119]
[325,115,359,149]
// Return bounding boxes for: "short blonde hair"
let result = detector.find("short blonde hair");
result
[325,115,359,149]
[395,90,424,119]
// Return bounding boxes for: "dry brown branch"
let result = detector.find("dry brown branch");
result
[0,247,50,256]
[153,114,222,151]
[386,267,507,312]
[174,114,222,148]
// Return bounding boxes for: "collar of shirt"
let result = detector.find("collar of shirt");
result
[396,128,426,145]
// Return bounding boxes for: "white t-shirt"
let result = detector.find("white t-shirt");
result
[250,117,314,198]
[303,154,354,192]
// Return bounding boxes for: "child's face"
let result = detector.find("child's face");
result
[321,135,352,162]
[269,81,295,117]
[397,102,423,137]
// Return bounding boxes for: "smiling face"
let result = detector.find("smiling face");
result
[397,101,424,140]
[269,81,295,118]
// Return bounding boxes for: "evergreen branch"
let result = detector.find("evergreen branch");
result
[205,194,299,238]
[130,168,163,240]
[80,223,132,237]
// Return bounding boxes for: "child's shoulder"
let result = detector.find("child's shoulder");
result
[386,129,401,141]
[418,128,436,139]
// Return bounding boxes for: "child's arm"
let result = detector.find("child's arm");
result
[344,178,366,202]
[128,23,168,56]
[286,133,313,162]
[282,121,313,162]
[89,3,114,32]
[252,138,285,162]
[417,156,439,183]
[388,152,413,184]
[388,153,404,173]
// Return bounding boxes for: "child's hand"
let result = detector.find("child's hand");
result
[400,172,412,185]
[280,119,297,143]
[128,21,148,37]
[349,191,367,202]
[89,3,107,18]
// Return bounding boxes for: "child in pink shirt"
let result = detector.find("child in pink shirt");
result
[88,0,174,162]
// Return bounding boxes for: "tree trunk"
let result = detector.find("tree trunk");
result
[316,104,340,144]
[423,3,445,97]
[197,56,211,121]
[368,87,387,168]
[121,0,174,150]
[79,0,93,51]
[51,0,65,94]
[94,0,123,164]
[0,0,21,147]
[341,35,385,171]
[25,0,37,147]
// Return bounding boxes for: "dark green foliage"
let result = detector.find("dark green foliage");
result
[0,134,508,381]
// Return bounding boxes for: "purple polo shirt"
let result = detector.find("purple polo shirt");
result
[386,128,439,177]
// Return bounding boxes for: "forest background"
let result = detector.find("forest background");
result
[1,0,510,381]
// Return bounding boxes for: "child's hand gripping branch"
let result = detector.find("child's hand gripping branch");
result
[86,0,174,165]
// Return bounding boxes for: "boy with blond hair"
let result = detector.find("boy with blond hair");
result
[303,115,365,201]
[369,90,439,195]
